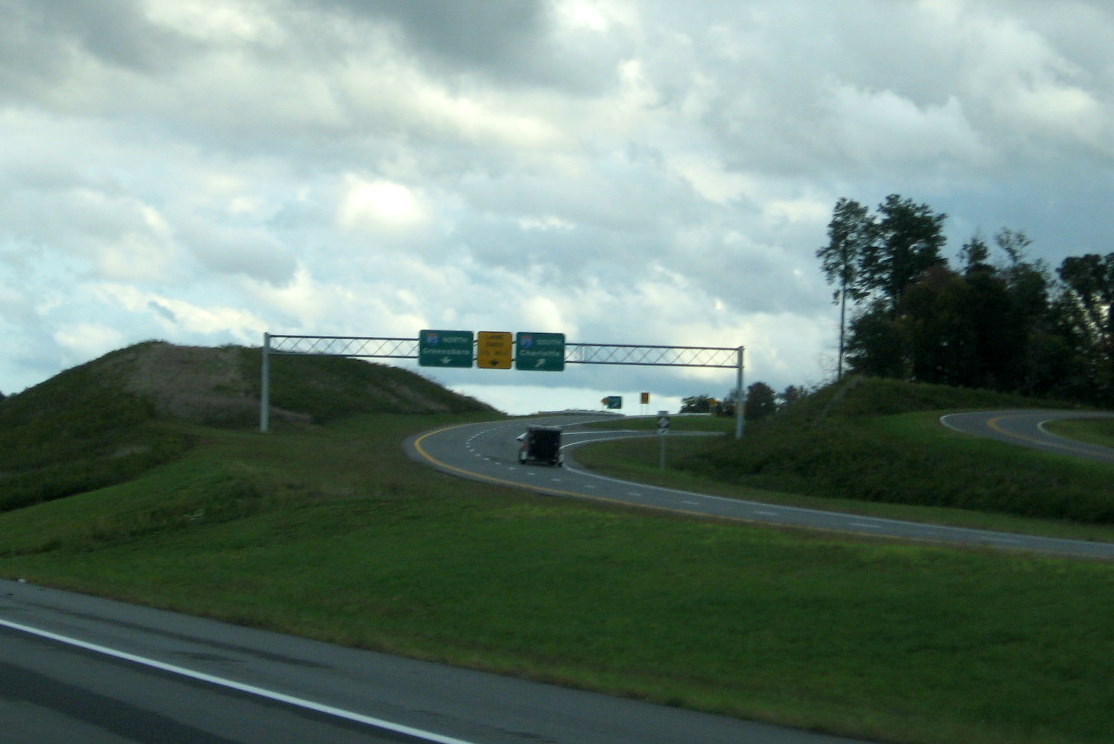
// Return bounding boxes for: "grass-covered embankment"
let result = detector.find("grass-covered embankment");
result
[2,355,1113,744]
[579,377,1114,530]
[0,417,1111,743]
[0,347,190,512]
[1045,417,1114,449]
[0,340,494,512]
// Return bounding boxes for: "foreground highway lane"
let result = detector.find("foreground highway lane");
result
[0,578,867,744]
[1,623,410,744]
[405,414,1114,561]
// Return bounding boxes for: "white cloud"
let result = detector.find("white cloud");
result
[2,0,1112,405]
[668,155,758,206]
[96,284,264,342]
[555,0,637,33]
[246,266,345,331]
[141,0,281,44]
[827,87,987,165]
[518,215,576,232]
[519,294,573,337]
[762,196,832,228]
[183,225,297,287]
[52,323,127,363]
[338,177,425,230]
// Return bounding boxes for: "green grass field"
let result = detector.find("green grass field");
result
[2,349,1113,744]
[2,413,1112,744]
[1045,417,1114,448]
[577,412,1114,543]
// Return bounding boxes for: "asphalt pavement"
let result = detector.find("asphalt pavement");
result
[0,578,866,744]
[940,409,1114,464]
[405,413,1114,560]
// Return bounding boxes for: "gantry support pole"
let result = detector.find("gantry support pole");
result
[734,346,745,440]
[260,332,271,434]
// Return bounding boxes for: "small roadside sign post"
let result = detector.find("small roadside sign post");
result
[515,332,565,371]
[418,329,474,368]
[658,411,670,469]
[477,331,513,369]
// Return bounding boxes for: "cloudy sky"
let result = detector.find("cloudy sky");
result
[2,0,1112,414]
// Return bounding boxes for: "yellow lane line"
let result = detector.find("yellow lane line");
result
[412,425,659,505]
[412,425,811,525]
[410,426,1072,555]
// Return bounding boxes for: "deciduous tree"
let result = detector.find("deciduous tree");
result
[1056,253,1114,404]
[778,385,807,407]
[744,381,778,421]
[680,394,714,414]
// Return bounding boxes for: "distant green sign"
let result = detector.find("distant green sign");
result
[515,332,565,371]
[603,395,622,409]
[419,329,474,368]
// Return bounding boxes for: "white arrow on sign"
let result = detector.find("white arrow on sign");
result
[441,356,452,365]
[535,358,545,368]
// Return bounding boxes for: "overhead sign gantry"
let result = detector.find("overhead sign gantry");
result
[260,330,745,438]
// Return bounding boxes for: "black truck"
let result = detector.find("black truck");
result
[517,425,563,466]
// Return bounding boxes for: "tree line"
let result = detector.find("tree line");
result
[680,382,806,420]
[817,194,1114,406]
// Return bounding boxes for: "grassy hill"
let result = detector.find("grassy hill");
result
[717,377,1113,520]
[0,340,496,512]
[578,376,1114,527]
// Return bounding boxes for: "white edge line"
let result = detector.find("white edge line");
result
[0,617,477,744]
[560,432,1113,552]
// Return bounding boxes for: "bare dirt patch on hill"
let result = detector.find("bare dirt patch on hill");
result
[124,343,307,426]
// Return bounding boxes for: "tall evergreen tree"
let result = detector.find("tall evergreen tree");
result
[860,194,947,313]
[959,234,991,275]
[820,195,947,380]
[817,197,874,379]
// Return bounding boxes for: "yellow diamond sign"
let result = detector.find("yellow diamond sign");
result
[477,331,513,369]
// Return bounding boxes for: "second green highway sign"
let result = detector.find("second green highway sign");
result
[515,332,565,371]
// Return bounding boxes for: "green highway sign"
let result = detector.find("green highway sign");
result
[515,332,565,371]
[418,329,474,368]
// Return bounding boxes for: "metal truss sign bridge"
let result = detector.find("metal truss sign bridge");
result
[261,332,745,437]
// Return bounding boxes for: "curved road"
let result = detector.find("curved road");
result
[405,413,1114,561]
[941,409,1114,464]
